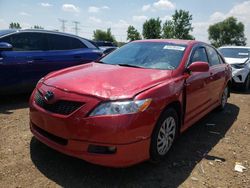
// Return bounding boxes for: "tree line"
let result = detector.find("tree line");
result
[126,9,246,47]
[8,9,247,47]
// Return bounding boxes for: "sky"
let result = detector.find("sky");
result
[0,0,250,44]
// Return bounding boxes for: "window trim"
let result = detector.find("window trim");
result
[187,44,209,67]
[205,45,222,67]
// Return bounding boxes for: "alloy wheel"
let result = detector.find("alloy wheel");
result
[157,116,176,155]
[221,87,228,108]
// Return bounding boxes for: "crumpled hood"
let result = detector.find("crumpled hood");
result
[43,63,172,100]
[224,57,249,64]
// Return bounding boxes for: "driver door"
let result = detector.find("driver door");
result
[184,46,212,127]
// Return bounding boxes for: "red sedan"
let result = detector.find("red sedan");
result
[29,39,232,167]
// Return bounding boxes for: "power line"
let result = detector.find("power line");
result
[72,21,80,36]
[58,19,67,32]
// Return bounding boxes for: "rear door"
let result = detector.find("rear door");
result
[44,33,96,72]
[185,45,212,124]
[205,46,227,105]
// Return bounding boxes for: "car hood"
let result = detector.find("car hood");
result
[224,57,249,64]
[43,62,172,100]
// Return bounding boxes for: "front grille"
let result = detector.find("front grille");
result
[34,91,83,115]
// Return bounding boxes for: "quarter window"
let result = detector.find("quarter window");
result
[191,47,208,63]
[206,46,221,66]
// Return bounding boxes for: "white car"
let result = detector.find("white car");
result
[218,46,250,90]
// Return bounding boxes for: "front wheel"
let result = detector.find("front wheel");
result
[150,108,178,162]
[243,74,250,91]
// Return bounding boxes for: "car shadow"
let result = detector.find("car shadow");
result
[0,93,30,114]
[30,103,239,187]
[231,88,250,95]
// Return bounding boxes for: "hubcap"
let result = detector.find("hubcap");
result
[221,87,228,108]
[157,116,176,155]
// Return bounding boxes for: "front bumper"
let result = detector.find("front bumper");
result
[231,66,250,84]
[30,122,150,167]
[29,87,159,167]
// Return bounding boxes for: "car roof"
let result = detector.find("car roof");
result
[0,29,90,42]
[133,39,200,46]
[219,46,250,49]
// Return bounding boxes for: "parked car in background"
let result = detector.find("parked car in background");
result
[218,46,250,90]
[95,41,118,54]
[30,39,231,167]
[0,29,103,94]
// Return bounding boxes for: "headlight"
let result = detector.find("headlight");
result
[89,99,152,116]
[231,63,245,69]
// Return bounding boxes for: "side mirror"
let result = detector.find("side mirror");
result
[187,61,209,73]
[0,42,13,51]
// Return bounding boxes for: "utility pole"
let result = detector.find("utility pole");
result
[72,21,80,35]
[58,19,67,32]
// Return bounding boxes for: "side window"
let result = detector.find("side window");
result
[46,34,86,50]
[70,38,87,49]
[191,47,208,63]
[218,54,225,64]
[46,34,71,50]
[0,33,46,51]
[206,46,221,66]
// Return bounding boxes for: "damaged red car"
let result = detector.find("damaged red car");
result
[30,39,232,167]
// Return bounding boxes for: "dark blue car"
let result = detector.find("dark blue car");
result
[0,29,103,94]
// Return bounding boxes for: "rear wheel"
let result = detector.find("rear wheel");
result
[219,86,229,110]
[150,108,178,162]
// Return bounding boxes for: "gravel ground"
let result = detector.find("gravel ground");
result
[0,90,249,188]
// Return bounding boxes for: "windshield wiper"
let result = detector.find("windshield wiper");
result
[117,63,143,68]
[94,60,106,64]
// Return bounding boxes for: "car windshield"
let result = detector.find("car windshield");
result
[100,42,186,70]
[219,48,250,59]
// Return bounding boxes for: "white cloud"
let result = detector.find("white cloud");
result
[133,15,147,22]
[88,6,100,13]
[40,2,52,7]
[20,12,31,16]
[161,15,172,21]
[142,4,151,12]
[62,4,80,13]
[102,6,110,10]
[142,0,174,12]
[209,12,226,22]
[89,16,102,24]
[192,1,250,44]
[88,5,110,13]
[153,0,175,10]
[113,20,130,29]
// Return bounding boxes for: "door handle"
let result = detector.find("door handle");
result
[27,60,34,63]
[74,55,82,59]
[33,58,44,61]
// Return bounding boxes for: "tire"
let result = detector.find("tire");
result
[243,74,250,91]
[218,86,229,110]
[150,108,179,162]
